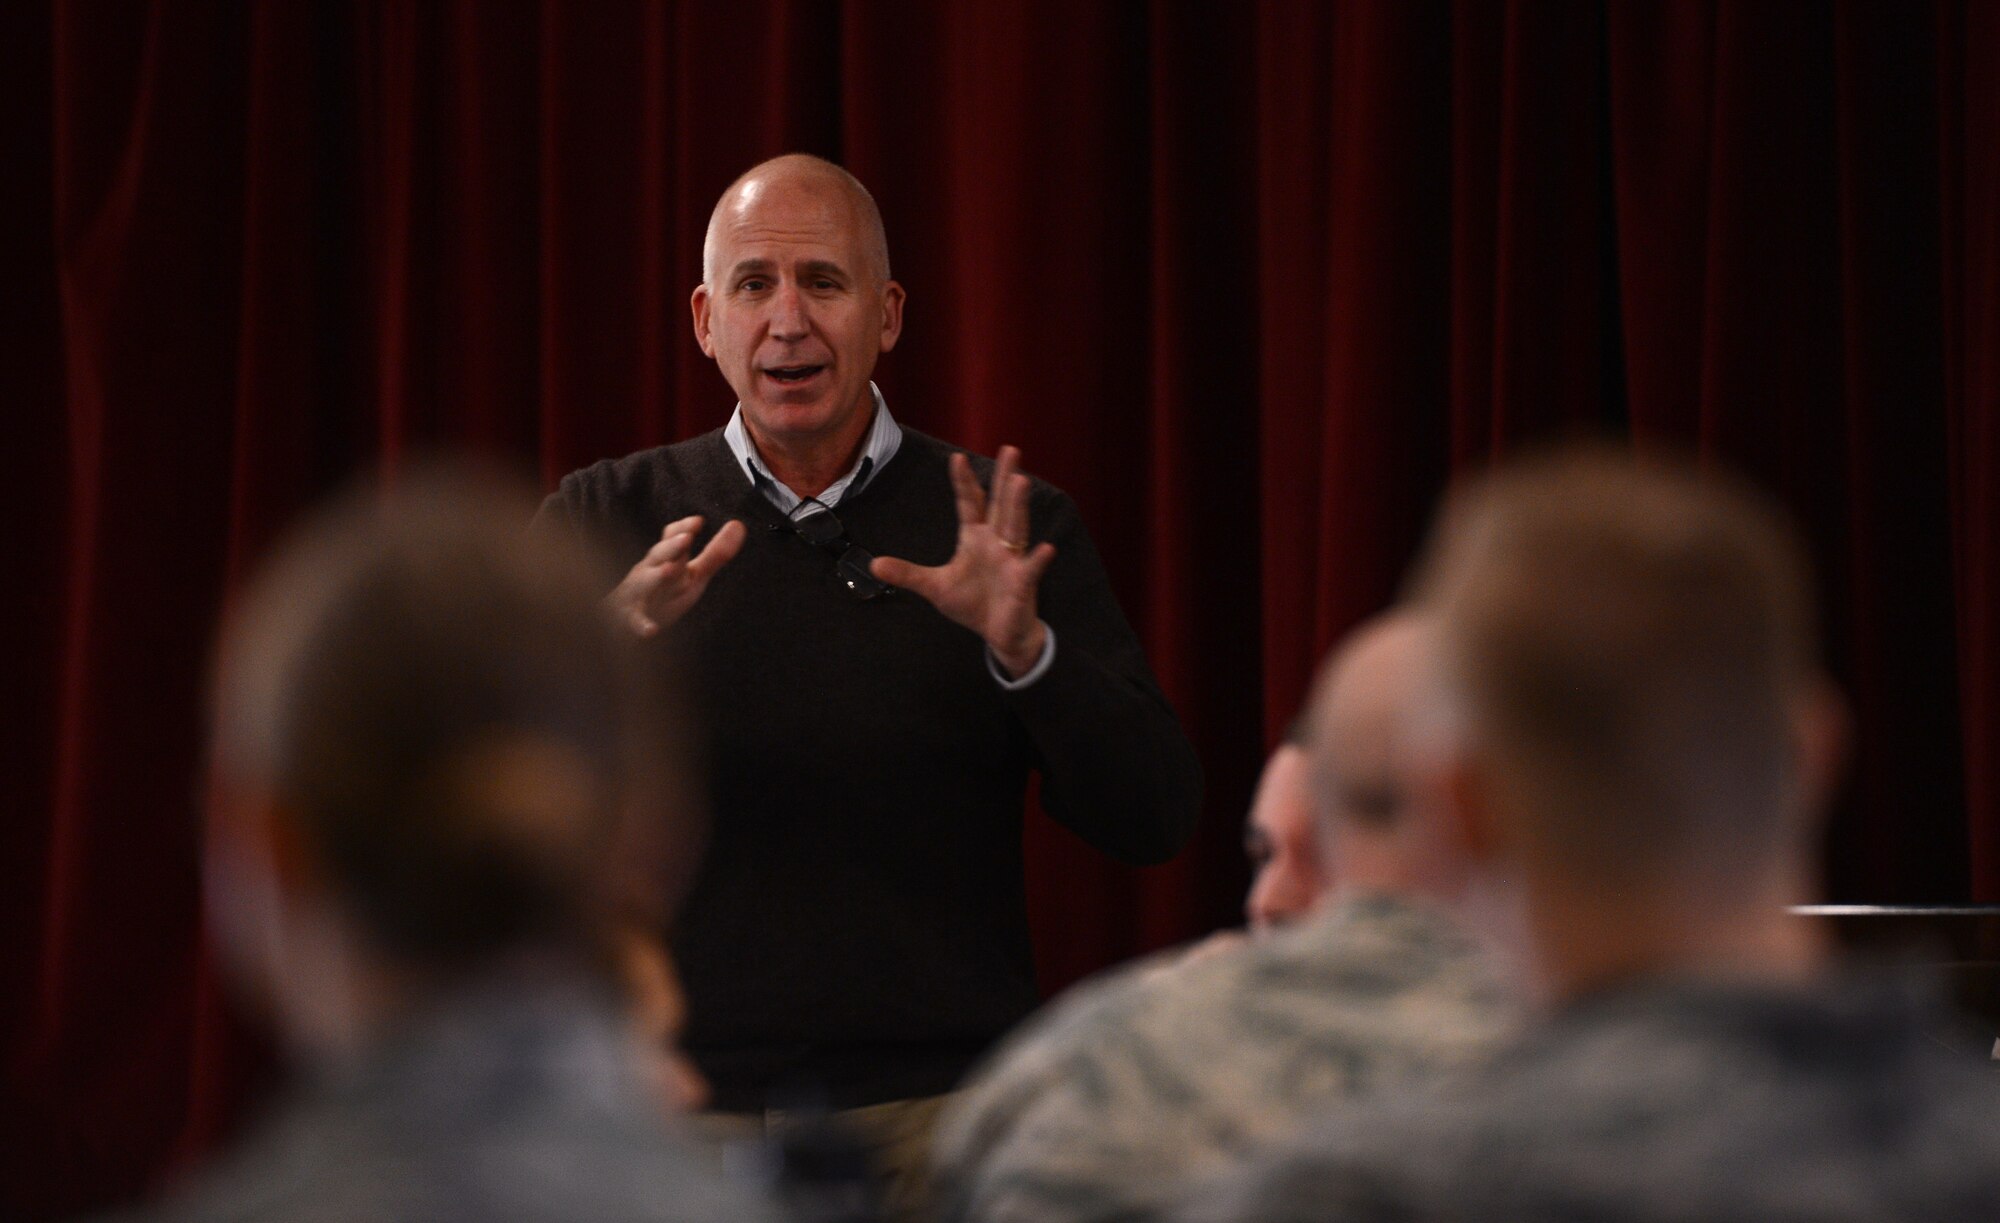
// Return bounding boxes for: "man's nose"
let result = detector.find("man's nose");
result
[1246,860,1313,932]
[768,283,809,340]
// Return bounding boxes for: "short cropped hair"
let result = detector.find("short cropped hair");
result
[1408,444,1819,877]
[211,463,696,969]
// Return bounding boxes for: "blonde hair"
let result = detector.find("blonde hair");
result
[1409,444,1818,878]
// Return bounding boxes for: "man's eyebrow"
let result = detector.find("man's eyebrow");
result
[799,259,851,281]
[727,259,776,279]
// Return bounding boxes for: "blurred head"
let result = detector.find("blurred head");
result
[1242,736,1322,933]
[1244,613,1448,933]
[692,154,904,456]
[205,463,698,1056]
[1300,612,1462,903]
[1406,445,1843,990]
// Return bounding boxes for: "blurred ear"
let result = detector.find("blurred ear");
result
[206,780,325,915]
[205,777,271,872]
[201,780,307,1028]
[1789,676,1851,829]
[1429,747,1508,871]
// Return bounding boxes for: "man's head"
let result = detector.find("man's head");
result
[206,464,695,1055]
[1406,445,1843,990]
[692,154,904,454]
[1243,613,1446,932]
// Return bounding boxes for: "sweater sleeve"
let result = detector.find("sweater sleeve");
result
[528,457,662,584]
[529,486,574,540]
[529,468,598,550]
[1002,487,1203,865]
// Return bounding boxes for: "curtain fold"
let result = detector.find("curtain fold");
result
[6,3,1996,1217]
[1945,0,2000,900]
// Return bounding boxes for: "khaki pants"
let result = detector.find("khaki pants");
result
[688,1092,956,1221]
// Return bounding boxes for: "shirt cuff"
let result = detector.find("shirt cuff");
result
[987,622,1057,691]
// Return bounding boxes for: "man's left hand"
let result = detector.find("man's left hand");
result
[870,445,1055,677]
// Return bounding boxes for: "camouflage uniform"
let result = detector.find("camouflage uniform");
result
[1173,973,2000,1223]
[931,893,1515,1223]
[116,972,782,1223]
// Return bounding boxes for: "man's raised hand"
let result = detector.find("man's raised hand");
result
[607,515,746,638]
[869,446,1056,677]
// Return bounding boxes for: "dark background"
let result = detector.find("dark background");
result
[5,2,1996,1218]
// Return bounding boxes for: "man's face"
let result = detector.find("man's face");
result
[691,177,904,451]
[1243,745,1328,933]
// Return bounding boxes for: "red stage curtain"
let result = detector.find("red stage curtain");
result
[4,3,1996,1218]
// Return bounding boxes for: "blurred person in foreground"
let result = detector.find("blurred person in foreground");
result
[121,466,778,1223]
[930,612,1517,1223]
[1174,446,2000,1222]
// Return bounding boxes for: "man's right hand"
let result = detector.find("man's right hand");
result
[607,515,746,638]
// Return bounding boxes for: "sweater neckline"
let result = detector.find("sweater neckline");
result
[696,425,936,526]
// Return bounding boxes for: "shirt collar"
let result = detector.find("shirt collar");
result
[724,382,902,516]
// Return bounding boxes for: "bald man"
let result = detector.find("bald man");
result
[928,613,1515,1223]
[536,155,1201,1205]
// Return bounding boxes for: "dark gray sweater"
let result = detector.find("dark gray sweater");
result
[539,427,1202,1109]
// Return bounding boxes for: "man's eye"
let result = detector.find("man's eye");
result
[740,278,769,292]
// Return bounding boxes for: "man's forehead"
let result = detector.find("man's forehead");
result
[1318,676,1408,773]
[725,254,852,274]
[713,211,868,273]
[1311,620,1432,740]
[721,175,855,232]
[1250,747,1315,828]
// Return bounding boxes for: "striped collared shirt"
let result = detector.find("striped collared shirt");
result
[722,382,902,516]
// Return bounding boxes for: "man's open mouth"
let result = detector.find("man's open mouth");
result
[763,364,826,384]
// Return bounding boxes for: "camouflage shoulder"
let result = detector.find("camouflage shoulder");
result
[932,944,1201,1212]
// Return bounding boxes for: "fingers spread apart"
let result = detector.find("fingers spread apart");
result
[951,445,1036,550]
[949,452,986,526]
[988,446,1018,530]
[645,515,705,567]
[685,518,746,578]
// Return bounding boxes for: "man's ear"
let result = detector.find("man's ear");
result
[211,783,322,903]
[1435,750,1507,868]
[690,283,715,358]
[201,778,324,1029]
[877,279,905,354]
[1789,677,1851,829]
